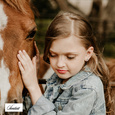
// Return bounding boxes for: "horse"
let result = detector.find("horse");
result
[0,0,39,114]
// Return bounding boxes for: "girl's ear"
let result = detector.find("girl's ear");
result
[85,46,94,62]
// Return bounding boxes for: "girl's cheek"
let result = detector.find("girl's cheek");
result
[49,58,56,63]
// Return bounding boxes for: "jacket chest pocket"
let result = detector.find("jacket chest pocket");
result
[54,89,72,111]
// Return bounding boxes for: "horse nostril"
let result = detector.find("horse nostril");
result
[10,99,18,103]
[13,99,18,103]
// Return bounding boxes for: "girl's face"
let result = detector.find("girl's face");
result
[49,36,93,83]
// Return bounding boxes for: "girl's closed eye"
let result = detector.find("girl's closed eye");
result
[67,56,75,59]
[66,55,76,60]
[49,52,57,57]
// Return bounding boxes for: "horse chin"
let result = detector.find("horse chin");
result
[3,112,20,115]
[7,74,24,103]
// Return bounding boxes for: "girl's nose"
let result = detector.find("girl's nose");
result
[57,56,65,68]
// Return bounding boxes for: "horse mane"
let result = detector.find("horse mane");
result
[4,0,32,15]
[4,0,39,17]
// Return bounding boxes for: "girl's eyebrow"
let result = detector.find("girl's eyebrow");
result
[49,50,57,54]
[49,49,78,55]
[65,53,78,55]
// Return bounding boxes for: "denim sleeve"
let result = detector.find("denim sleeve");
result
[28,95,55,115]
[28,89,97,115]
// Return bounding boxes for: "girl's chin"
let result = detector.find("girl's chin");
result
[57,74,71,80]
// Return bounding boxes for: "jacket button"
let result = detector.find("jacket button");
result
[59,89,63,93]
[58,105,62,110]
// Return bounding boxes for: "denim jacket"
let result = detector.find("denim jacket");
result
[28,66,106,115]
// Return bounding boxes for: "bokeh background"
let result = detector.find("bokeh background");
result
[32,0,115,59]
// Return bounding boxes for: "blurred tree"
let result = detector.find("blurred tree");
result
[54,0,93,17]
[32,0,59,18]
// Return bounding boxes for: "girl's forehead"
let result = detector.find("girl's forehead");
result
[50,36,86,53]
[51,36,83,47]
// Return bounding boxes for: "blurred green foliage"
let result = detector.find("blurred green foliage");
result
[104,43,115,57]
[103,32,115,58]
[35,19,52,54]
[32,0,59,19]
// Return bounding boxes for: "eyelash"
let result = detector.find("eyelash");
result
[67,56,75,59]
[26,30,36,39]
[50,54,57,57]
[49,53,75,60]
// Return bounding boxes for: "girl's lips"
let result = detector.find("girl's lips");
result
[57,69,68,74]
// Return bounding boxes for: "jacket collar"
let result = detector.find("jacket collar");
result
[46,66,93,90]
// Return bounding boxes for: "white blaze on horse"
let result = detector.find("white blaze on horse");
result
[0,0,38,114]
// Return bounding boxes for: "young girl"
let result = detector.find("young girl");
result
[17,12,111,115]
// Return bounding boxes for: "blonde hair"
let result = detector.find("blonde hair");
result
[43,12,111,114]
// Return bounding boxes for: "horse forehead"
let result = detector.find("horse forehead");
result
[0,3,8,50]
[0,3,8,30]
[4,6,36,34]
